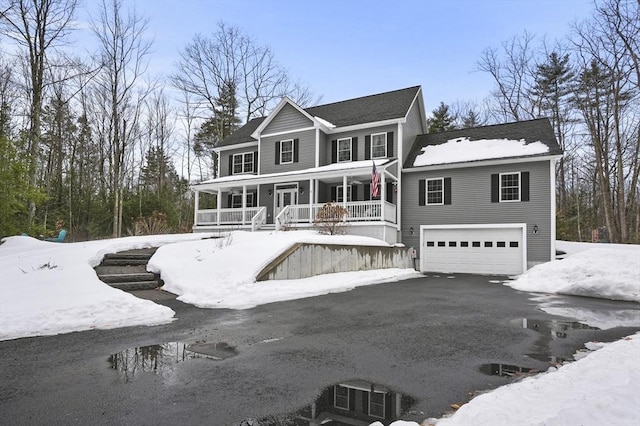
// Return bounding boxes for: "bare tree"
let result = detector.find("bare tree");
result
[477,31,538,122]
[0,0,78,223]
[91,0,153,237]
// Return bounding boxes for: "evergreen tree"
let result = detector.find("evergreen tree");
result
[427,102,457,133]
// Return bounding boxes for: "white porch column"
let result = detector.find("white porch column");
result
[380,171,386,222]
[342,175,348,209]
[193,190,199,226]
[242,185,247,225]
[216,188,221,226]
[309,178,314,223]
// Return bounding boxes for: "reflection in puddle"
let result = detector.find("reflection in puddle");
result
[236,380,417,425]
[479,363,538,378]
[108,341,236,382]
[511,318,599,339]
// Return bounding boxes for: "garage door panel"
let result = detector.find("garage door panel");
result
[422,227,524,275]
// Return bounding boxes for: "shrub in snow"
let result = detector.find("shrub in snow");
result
[313,202,349,235]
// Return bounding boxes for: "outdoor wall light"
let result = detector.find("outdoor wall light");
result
[410,227,414,235]
[300,186,304,195]
[533,225,539,234]
[267,189,273,196]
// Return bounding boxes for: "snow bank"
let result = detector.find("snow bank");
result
[149,230,420,309]
[506,245,640,302]
[433,333,640,426]
[0,233,211,341]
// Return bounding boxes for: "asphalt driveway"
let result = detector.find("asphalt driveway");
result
[1,274,638,425]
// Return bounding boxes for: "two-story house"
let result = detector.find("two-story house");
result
[191,86,563,275]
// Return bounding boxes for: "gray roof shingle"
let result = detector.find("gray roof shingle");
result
[217,86,421,147]
[404,118,563,168]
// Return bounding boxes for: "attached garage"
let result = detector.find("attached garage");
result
[420,224,526,275]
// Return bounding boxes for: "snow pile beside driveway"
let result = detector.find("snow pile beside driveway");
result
[505,244,640,302]
[432,333,640,426]
[0,233,211,341]
[149,230,420,309]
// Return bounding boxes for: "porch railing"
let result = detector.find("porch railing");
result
[196,207,263,227]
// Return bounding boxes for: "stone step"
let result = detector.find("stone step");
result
[109,281,161,291]
[100,257,149,266]
[98,272,157,283]
[94,265,148,275]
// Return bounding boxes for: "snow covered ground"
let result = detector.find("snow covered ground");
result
[1,232,639,425]
[0,231,419,340]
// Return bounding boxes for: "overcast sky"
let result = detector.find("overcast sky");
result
[77,0,594,114]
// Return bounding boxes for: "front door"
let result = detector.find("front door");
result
[275,188,297,220]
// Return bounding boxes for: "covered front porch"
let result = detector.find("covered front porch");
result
[192,159,399,236]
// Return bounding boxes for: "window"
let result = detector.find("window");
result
[427,178,444,205]
[500,172,520,202]
[497,241,506,247]
[438,241,446,247]
[232,152,254,174]
[485,241,493,247]
[336,185,352,202]
[449,241,457,247]
[231,193,254,208]
[461,241,469,247]
[472,241,481,247]
[369,391,385,419]
[338,138,352,162]
[510,241,519,248]
[371,132,387,158]
[426,241,435,247]
[334,385,349,410]
[280,139,294,164]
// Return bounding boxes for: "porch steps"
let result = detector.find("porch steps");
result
[94,248,163,291]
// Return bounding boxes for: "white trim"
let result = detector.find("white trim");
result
[425,177,445,205]
[260,126,315,138]
[499,171,521,203]
[325,118,404,134]
[403,154,564,173]
[251,97,317,138]
[550,158,557,261]
[370,132,387,159]
[215,141,258,152]
[315,127,320,168]
[337,137,352,162]
[231,151,256,175]
[397,122,403,231]
[419,223,527,274]
[279,139,294,164]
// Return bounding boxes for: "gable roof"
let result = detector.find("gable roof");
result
[305,85,422,128]
[217,86,422,148]
[404,118,563,168]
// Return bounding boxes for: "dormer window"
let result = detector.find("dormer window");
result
[371,132,387,158]
[338,138,352,162]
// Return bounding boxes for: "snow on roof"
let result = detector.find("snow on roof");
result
[413,137,550,167]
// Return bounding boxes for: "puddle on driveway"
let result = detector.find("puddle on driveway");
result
[510,317,599,339]
[479,363,539,378]
[108,341,236,382]
[234,379,417,425]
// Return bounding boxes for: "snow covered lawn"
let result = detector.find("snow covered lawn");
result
[0,231,419,341]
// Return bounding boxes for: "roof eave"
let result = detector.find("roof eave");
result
[402,153,564,173]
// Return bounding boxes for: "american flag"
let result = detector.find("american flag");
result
[371,161,380,198]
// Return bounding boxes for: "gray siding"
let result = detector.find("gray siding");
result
[401,160,552,265]
[260,129,316,174]
[402,101,425,165]
[263,103,313,134]
[321,125,398,165]
[219,145,258,177]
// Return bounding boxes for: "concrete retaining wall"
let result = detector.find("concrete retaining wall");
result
[256,243,413,281]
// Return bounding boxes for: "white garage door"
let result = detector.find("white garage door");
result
[421,225,525,275]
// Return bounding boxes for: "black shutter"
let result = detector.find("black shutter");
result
[419,179,425,206]
[364,135,371,160]
[275,142,281,165]
[352,137,358,161]
[387,131,394,157]
[228,155,233,175]
[491,174,499,202]
[253,151,258,173]
[331,140,337,163]
[364,184,370,200]
[293,139,299,163]
[348,388,356,412]
[227,194,232,208]
[385,393,393,419]
[330,186,337,201]
[444,177,452,205]
[386,182,393,202]
[521,171,530,201]
[352,185,358,201]
[362,392,369,414]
